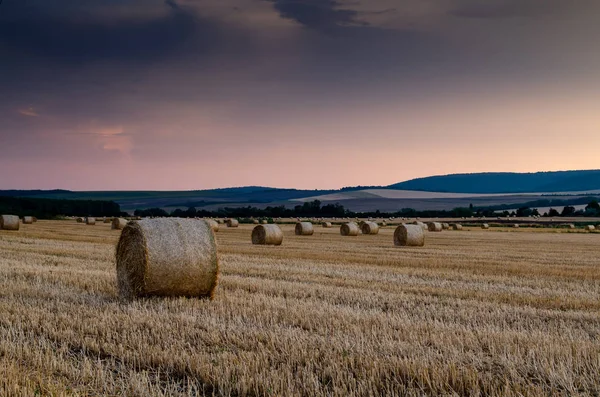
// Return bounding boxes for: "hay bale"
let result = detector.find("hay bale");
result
[450,224,462,230]
[413,221,427,231]
[261,219,268,224]
[585,225,595,231]
[361,221,379,235]
[205,219,219,232]
[0,215,19,231]
[513,224,520,228]
[252,219,259,224]
[394,224,425,247]
[226,219,239,228]
[427,222,442,232]
[567,224,575,229]
[322,222,333,228]
[76,217,84,223]
[481,223,490,230]
[86,217,96,225]
[23,216,34,224]
[340,222,359,236]
[252,224,283,246]
[112,218,128,230]
[116,218,219,300]
[381,221,387,227]
[441,223,450,230]
[217,219,224,224]
[32,217,38,223]
[295,222,314,236]
[104,218,112,224]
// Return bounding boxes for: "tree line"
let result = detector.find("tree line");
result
[0,196,124,219]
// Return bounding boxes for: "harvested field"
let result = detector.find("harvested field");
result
[1,220,600,396]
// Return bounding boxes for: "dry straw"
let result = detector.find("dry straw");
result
[32,217,37,223]
[0,215,19,231]
[23,216,34,224]
[226,219,239,228]
[442,223,450,230]
[86,217,96,225]
[394,224,425,247]
[252,224,283,245]
[567,224,575,229]
[295,222,314,236]
[427,222,442,232]
[261,220,268,224]
[116,218,219,300]
[481,223,490,230]
[413,221,428,231]
[104,218,112,224]
[112,218,128,230]
[76,217,84,223]
[450,224,463,230]
[253,219,259,224]
[514,224,520,228]
[340,222,359,236]
[361,221,379,235]
[322,222,333,228]
[585,225,595,231]
[206,219,219,232]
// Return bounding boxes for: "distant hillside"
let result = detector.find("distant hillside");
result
[388,170,600,194]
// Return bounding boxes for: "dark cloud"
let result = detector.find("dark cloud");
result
[0,4,214,63]
[267,0,364,30]
[450,0,568,19]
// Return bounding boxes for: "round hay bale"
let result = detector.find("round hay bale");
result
[513,224,520,228]
[206,219,219,232]
[322,222,333,228]
[567,224,575,229]
[76,217,84,223]
[0,215,20,231]
[226,219,239,228]
[585,225,595,231]
[112,218,128,230]
[394,224,425,247]
[450,223,462,230]
[481,223,490,230]
[32,217,38,223]
[427,222,442,232]
[261,219,268,224]
[381,221,387,227]
[86,217,96,225]
[23,216,34,224]
[217,219,224,224]
[116,218,219,300]
[441,223,450,230]
[104,218,112,224]
[340,222,359,236]
[295,222,314,236]
[413,221,427,231]
[361,221,379,235]
[252,219,259,224]
[252,224,283,245]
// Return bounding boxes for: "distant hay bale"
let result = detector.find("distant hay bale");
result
[252,224,283,246]
[112,218,128,230]
[427,222,442,232]
[226,219,239,228]
[261,219,268,224]
[104,218,112,224]
[361,221,379,235]
[441,223,450,230]
[450,224,462,230]
[340,222,359,236]
[413,221,427,231]
[32,217,38,223]
[205,219,219,232]
[567,224,575,229]
[252,219,259,224]
[116,218,219,300]
[295,222,314,236]
[76,217,84,223]
[23,216,34,224]
[513,224,520,228]
[217,219,224,224]
[394,224,425,247]
[481,223,490,229]
[585,225,595,231]
[322,222,332,228]
[86,217,96,225]
[0,215,20,231]
[381,221,387,227]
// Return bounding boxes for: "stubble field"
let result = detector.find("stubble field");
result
[1,220,599,396]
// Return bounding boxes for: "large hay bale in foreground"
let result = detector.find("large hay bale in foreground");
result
[322,222,332,228]
[427,222,442,232]
[226,219,239,228]
[481,223,490,230]
[340,222,359,236]
[23,216,34,224]
[206,219,219,232]
[394,224,425,247]
[116,218,219,300]
[361,221,379,235]
[295,222,314,236]
[252,224,283,246]
[86,217,96,225]
[0,215,19,231]
[112,218,128,230]
[450,223,462,230]
[585,225,595,231]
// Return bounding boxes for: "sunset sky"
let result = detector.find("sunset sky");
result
[1,0,599,190]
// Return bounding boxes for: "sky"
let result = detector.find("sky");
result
[1,0,599,190]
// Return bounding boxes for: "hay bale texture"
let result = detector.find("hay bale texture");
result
[481,223,490,230]
[322,222,333,228]
[116,218,219,300]
[361,221,379,235]
[586,225,595,231]
[226,219,239,228]
[23,216,34,224]
[394,224,425,247]
[112,218,128,230]
[252,224,283,246]
[340,222,359,236]
[261,220,268,224]
[104,218,112,224]
[295,222,314,236]
[77,217,84,223]
[0,215,19,231]
[253,219,259,224]
[413,221,427,231]
[442,223,450,230]
[427,222,442,232]
[206,219,219,232]
[86,217,96,225]
[450,224,463,230]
